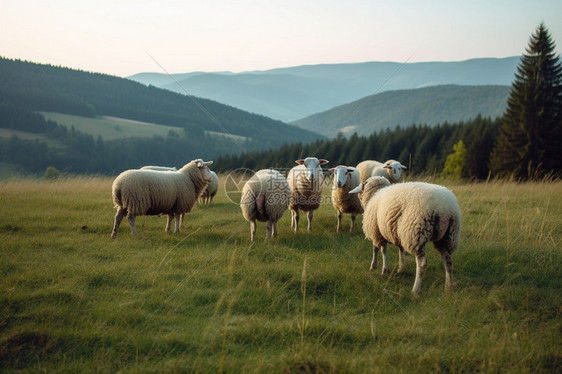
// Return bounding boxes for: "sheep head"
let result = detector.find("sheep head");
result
[349,176,390,207]
[295,157,329,182]
[383,160,407,181]
[329,165,355,189]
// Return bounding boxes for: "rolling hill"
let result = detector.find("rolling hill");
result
[0,57,323,152]
[290,85,511,138]
[129,57,520,122]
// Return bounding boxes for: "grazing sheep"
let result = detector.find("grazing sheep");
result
[140,165,177,171]
[111,159,213,238]
[240,169,291,242]
[371,159,407,183]
[286,157,329,233]
[356,159,407,183]
[329,165,363,232]
[200,170,219,204]
[350,176,461,296]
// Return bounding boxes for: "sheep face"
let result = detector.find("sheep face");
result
[330,166,355,189]
[383,161,407,181]
[295,157,329,183]
[195,159,214,182]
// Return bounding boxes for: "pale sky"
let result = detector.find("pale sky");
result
[2,0,561,77]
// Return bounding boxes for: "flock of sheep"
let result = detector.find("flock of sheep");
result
[110,157,461,297]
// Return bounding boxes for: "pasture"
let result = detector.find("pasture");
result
[0,175,560,372]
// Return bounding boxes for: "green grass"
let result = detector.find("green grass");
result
[0,176,561,372]
[40,112,185,141]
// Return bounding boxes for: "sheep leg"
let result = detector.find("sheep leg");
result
[165,214,173,232]
[381,245,389,274]
[336,211,342,233]
[265,220,273,242]
[397,247,406,273]
[412,249,428,297]
[291,209,299,232]
[127,213,138,236]
[272,221,278,238]
[370,244,380,271]
[306,210,313,233]
[250,220,256,242]
[173,213,181,233]
[111,207,125,238]
[350,213,356,232]
[441,251,453,291]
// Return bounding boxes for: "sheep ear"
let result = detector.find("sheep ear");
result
[347,168,354,173]
[328,168,335,172]
[202,160,213,166]
[295,159,305,165]
[383,164,390,169]
[349,185,362,194]
[401,165,407,169]
[319,159,329,165]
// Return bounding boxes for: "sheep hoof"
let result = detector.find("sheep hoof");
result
[381,268,390,275]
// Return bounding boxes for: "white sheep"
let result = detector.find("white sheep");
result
[329,165,363,232]
[199,170,218,204]
[240,169,291,242]
[371,159,407,183]
[356,159,407,183]
[350,176,461,296]
[140,165,177,171]
[111,159,213,238]
[286,157,329,233]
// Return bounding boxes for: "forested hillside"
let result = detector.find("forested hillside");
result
[0,57,322,148]
[214,116,501,181]
[0,57,323,175]
[291,85,511,137]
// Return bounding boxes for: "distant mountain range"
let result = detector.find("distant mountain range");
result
[129,57,520,122]
[291,85,511,138]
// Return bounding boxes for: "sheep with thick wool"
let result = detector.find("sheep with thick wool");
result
[200,170,218,204]
[350,176,461,296]
[111,159,213,238]
[140,165,177,171]
[356,159,407,183]
[287,157,329,233]
[329,165,363,232]
[240,169,290,242]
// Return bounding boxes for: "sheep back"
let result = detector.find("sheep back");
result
[362,181,461,252]
[112,159,209,216]
[241,169,290,223]
[356,160,383,183]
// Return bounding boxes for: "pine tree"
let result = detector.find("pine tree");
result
[490,23,562,179]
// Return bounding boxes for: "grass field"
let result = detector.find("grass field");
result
[0,176,561,372]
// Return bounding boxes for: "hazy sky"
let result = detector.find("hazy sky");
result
[2,0,561,77]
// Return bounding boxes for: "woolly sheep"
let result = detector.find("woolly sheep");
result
[329,165,363,232]
[140,165,177,171]
[286,157,329,233]
[350,176,461,296]
[371,159,407,183]
[240,169,291,242]
[200,170,219,204]
[111,159,213,238]
[356,159,407,183]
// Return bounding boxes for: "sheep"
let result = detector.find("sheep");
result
[199,170,218,204]
[140,165,177,171]
[356,159,407,183]
[286,157,329,233]
[111,159,213,238]
[350,176,461,297]
[240,169,291,242]
[329,165,363,232]
[371,159,407,183]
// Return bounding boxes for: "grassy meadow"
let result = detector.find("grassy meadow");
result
[0,175,561,372]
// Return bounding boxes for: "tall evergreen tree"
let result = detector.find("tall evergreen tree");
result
[490,23,562,179]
